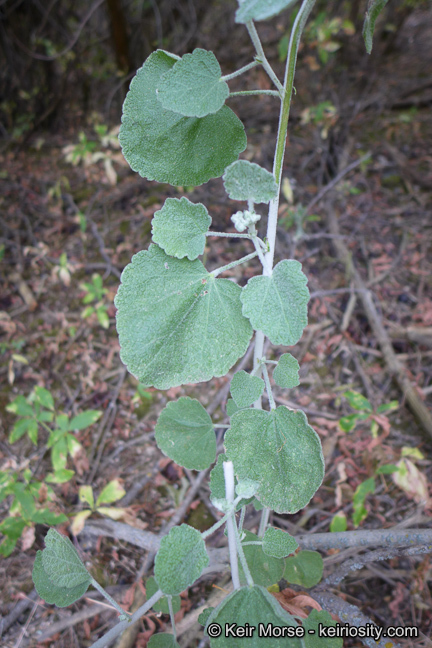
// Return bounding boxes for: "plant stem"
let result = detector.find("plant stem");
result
[238,505,246,534]
[89,590,164,648]
[90,578,131,619]
[207,231,266,249]
[168,596,176,639]
[246,21,284,94]
[229,89,280,97]
[221,60,259,81]
[251,236,270,274]
[212,251,258,278]
[201,510,231,540]
[233,515,254,587]
[261,363,276,410]
[223,461,241,589]
[258,507,270,538]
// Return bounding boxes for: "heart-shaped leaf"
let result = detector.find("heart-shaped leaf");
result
[224,407,324,513]
[119,50,246,186]
[155,397,216,470]
[148,634,181,648]
[241,259,309,346]
[223,160,277,204]
[230,370,264,408]
[154,524,209,595]
[41,528,91,589]
[152,197,211,260]
[303,609,343,648]
[239,530,284,587]
[33,551,90,607]
[205,585,304,647]
[156,49,229,118]
[283,550,323,588]
[273,353,300,389]
[262,526,298,558]
[146,576,181,615]
[115,245,253,389]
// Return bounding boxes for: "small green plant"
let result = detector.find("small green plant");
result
[31,1,401,646]
[339,390,398,437]
[80,273,110,329]
[63,124,121,185]
[71,480,128,535]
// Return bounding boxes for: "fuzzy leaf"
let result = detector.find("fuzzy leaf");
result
[363,0,389,54]
[156,49,229,118]
[41,529,91,589]
[33,551,90,607]
[273,353,300,389]
[223,160,277,204]
[235,0,299,23]
[230,370,264,408]
[262,526,298,558]
[205,585,304,647]
[155,397,216,470]
[283,550,323,588]
[303,609,343,647]
[115,245,252,389]
[152,197,211,260]
[241,260,309,346]
[224,407,324,514]
[146,576,181,615]
[154,524,209,595]
[148,635,181,648]
[239,530,284,587]
[209,454,253,510]
[119,50,246,186]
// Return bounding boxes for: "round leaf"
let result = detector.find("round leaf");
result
[224,407,324,514]
[241,259,309,346]
[148,634,181,648]
[239,530,284,587]
[303,609,343,648]
[146,576,181,615]
[205,585,304,647]
[283,550,323,588]
[152,197,211,260]
[223,160,277,204]
[41,529,91,589]
[154,524,209,595]
[273,353,300,389]
[155,397,216,470]
[262,526,298,558]
[115,245,253,389]
[230,370,264,408]
[119,50,246,186]
[33,551,90,607]
[156,49,229,118]
[235,0,299,23]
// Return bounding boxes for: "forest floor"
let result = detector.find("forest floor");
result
[1,4,432,647]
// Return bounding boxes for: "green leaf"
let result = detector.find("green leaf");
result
[146,576,181,615]
[223,160,277,204]
[198,607,214,625]
[69,410,102,430]
[34,386,55,410]
[239,530,284,587]
[96,308,110,329]
[209,454,252,511]
[51,437,68,471]
[329,513,347,533]
[27,419,39,444]
[262,526,298,558]
[152,197,211,261]
[363,0,389,54]
[147,635,181,648]
[156,49,229,118]
[235,478,260,499]
[41,528,91,589]
[230,370,264,408]
[6,395,34,417]
[0,516,27,540]
[155,397,216,470]
[31,509,68,525]
[96,479,126,506]
[376,463,399,475]
[32,551,90,607]
[241,260,309,346]
[273,353,300,389]
[376,400,398,414]
[225,407,324,514]
[352,477,375,527]
[343,390,372,412]
[205,585,304,647]
[338,414,359,432]
[45,469,75,484]
[303,609,343,648]
[0,536,19,557]
[115,245,252,389]
[283,550,323,588]
[226,399,243,416]
[79,485,95,510]
[9,418,34,443]
[235,0,299,23]
[119,51,246,186]
[154,524,209,595]
[56,414,70,431]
